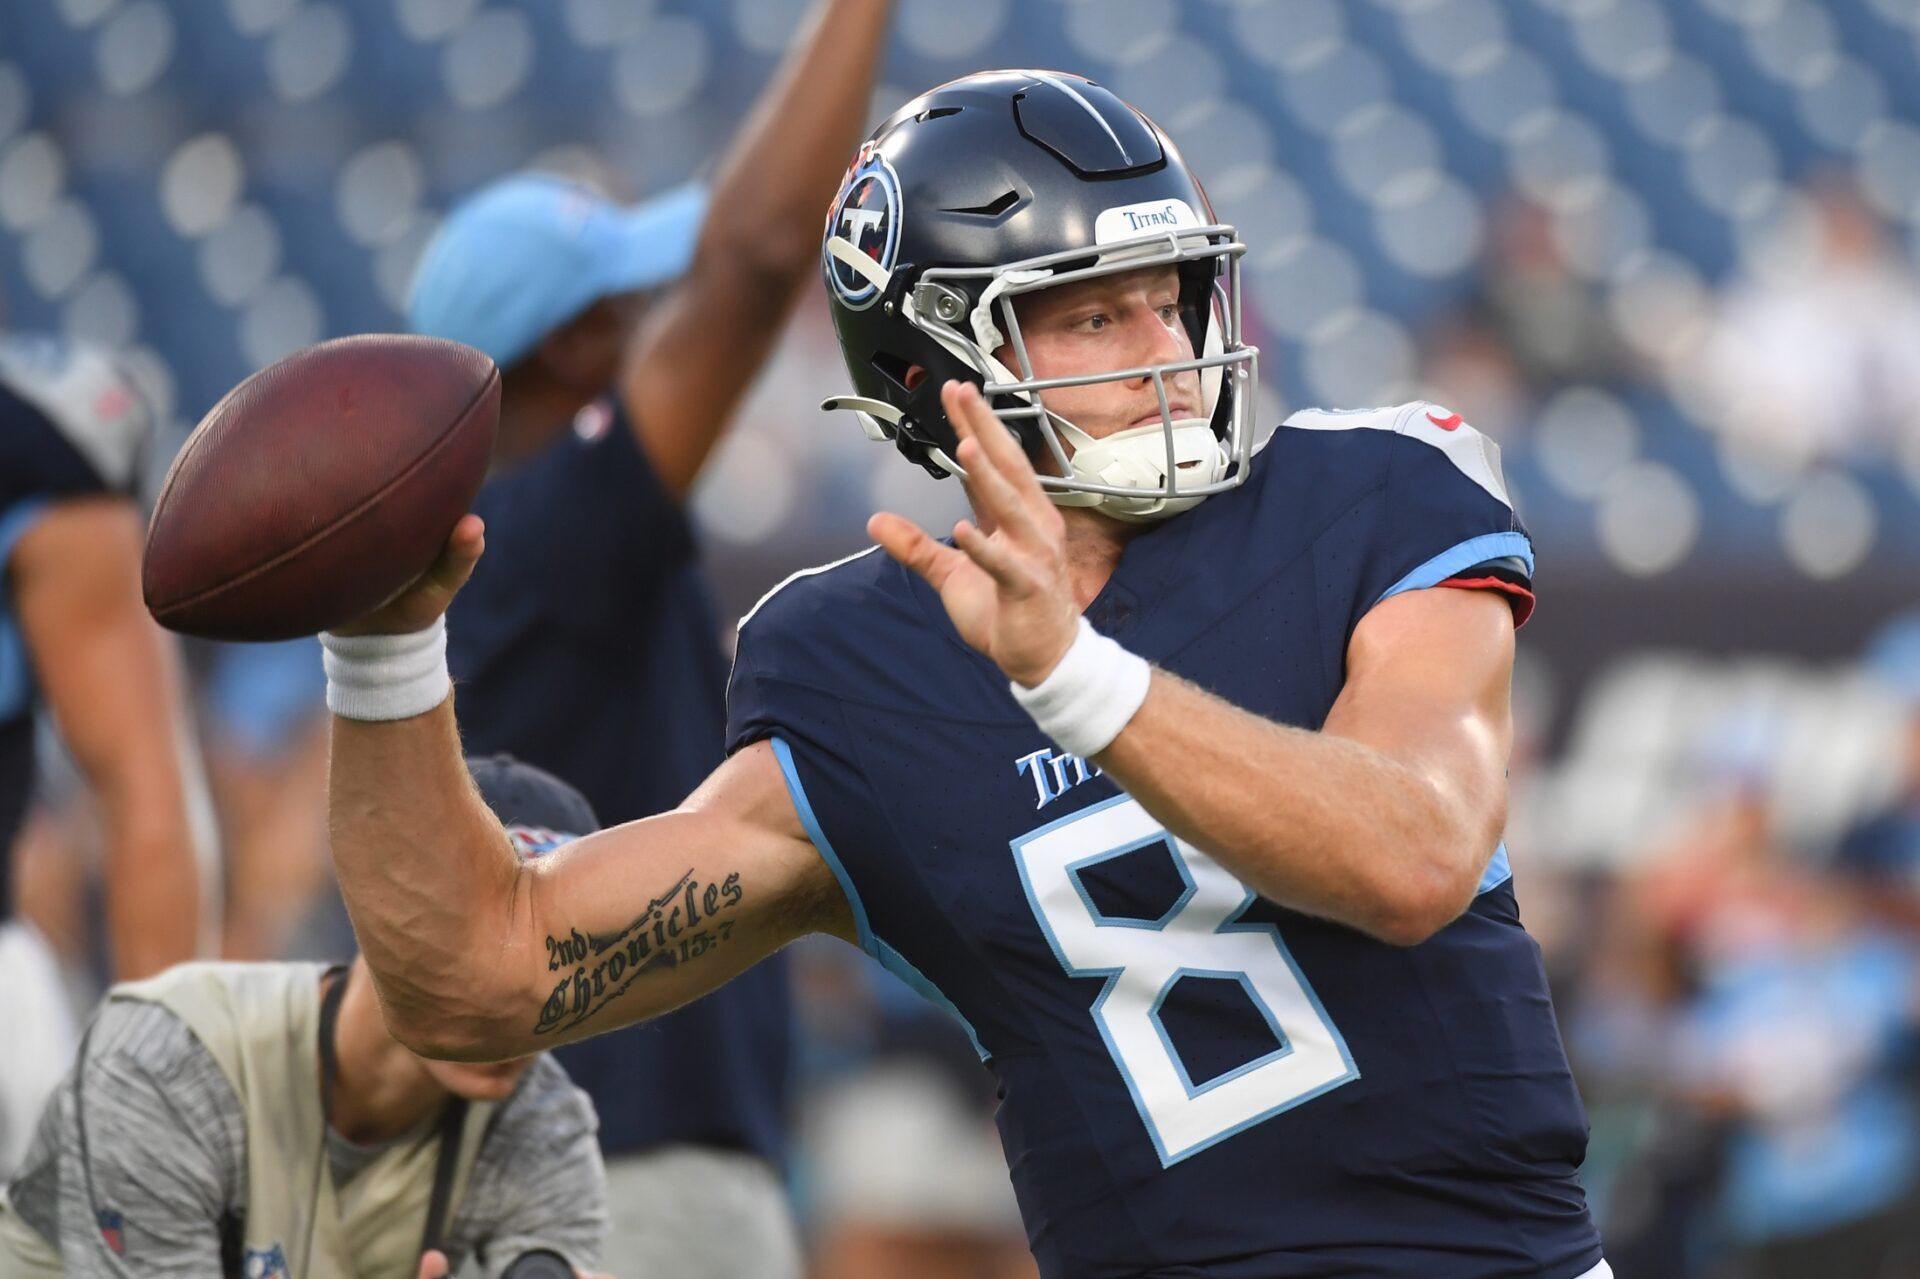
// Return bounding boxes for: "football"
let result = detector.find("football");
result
[142,334,499,642]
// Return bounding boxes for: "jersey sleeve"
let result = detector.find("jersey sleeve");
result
[724,631,782,761]
[1354,402,1534,626]
[0,489,52,581]
[726,616,874,910]
[0,337,152,508]
[1,338,152,593]
[724,550,888,760]
[725,562,947,1030]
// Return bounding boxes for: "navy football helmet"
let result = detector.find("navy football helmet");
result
[820,70,1258,522]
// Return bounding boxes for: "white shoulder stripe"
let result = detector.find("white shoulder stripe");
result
[737,544,886,632]
[1280,403,1404,435]
[0,337,151,493]
[1280,400,1514,512]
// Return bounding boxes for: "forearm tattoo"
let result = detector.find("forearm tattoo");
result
[534,869,745,1036]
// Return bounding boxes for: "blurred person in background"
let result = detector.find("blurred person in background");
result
[1579,709,1790,1277]
[201,638,332,962]
[0,756,610,1279]
[1835,612,1920,934]
[1477,197,1635,395]
[1584,703,1920,1278]
[1702,173,1920,463]
[1419,194,1637,442]
[404,1,894,1274]
[1567,880,1711,1279]
[794,948,1034,1279]
[0,335,206,1175]
[1413,314,1529,444]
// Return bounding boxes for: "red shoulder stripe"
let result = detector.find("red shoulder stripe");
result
[1436,575,1535,626]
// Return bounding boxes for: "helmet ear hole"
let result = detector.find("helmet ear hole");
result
[1175,259,1216,354]
[871,349,917,394]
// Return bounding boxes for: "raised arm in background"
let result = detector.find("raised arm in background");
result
[619,0,895,497]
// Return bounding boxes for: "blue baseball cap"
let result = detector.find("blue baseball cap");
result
[407,173,707,368]
[467,752,600,859]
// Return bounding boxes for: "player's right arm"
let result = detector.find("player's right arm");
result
[327,519,851,1062]
[616,0,893,498]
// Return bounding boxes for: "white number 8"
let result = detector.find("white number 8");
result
[1012,794,1359,1164]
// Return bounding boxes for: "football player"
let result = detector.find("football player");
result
[322,72,1607,1278]
[0,337,206,1176]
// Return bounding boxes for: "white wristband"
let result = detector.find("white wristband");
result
[1009,617,1152,759]
[319,616,451,722]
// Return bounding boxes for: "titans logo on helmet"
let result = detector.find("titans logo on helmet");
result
[824,144,900,310]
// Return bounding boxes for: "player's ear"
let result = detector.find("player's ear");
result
[903,364,928,391]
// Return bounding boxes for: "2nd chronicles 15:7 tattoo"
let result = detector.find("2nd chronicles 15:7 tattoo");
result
[534,869,744,1036]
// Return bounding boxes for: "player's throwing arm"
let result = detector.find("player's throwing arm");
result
[322,547,852,1060]
[142,338,849,1063]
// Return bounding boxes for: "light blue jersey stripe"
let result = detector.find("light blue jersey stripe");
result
[0,499,52,720]
[1478,842,1512,895]
[1377,530,1533,607]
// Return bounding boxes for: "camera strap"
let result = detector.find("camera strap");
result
[318,967,469,1264]
[418,1097,469,1259]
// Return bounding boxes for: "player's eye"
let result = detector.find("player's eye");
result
[1078,313,1110,332]
[1156,303,1180,324]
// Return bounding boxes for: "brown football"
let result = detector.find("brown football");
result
[143,334,499,641]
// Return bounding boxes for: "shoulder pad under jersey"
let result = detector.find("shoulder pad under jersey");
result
[1281,400,1513,512]
[0,335,153,495]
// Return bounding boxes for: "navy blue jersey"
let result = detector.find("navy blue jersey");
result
[0,337,149,921]
[447,399,792,1164]
[728,403,1600,1278]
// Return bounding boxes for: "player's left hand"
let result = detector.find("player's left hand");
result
[869,380,1079,687]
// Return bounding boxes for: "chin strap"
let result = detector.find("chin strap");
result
[1050,417,1230,522]
[823,390,1230,522]
[819,394,903,442]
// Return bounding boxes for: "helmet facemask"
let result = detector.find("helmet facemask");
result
[903,223,1258,523]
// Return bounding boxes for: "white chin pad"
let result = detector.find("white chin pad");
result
[1063,417,1229,522]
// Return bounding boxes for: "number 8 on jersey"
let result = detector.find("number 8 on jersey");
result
[1012,794,1360,1165]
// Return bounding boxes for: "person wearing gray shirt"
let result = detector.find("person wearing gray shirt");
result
[0,756,611,1279]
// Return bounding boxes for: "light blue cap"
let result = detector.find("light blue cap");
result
[407,173,707,368]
